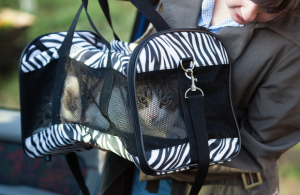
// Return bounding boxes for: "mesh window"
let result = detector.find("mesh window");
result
[193,65,238,140]
[136,69,188,151]
[22,59,58,137]
[136,66,238,152]
[59,59,137,155]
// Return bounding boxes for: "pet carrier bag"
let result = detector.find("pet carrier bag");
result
[19,0,240,194]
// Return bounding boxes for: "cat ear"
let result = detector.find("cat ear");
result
[168,78,179,91]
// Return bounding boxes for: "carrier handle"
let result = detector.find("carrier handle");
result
[81,0,111,50]
[129,0,171,31]
[52,0,113,123]
[97,0,120,41]
[97,0,170,36]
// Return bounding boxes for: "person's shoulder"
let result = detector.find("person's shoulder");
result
[267,10,300,48]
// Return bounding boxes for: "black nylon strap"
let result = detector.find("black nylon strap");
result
[82,0,111,50]
[52,1,114,123]
[99,65,115,119]
[145,180,160,193]
[129,0,171,31]
[98,0,170,37]
[177,59,198,162]
[52,4,83,124]
[187,95,209,195]
[177,58,210,194]
[98,0,120,41]
[65,153,90,195]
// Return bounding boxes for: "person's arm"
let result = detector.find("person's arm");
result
[237,48,300,170]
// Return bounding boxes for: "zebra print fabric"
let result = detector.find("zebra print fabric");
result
[145,138,239,171]
[21,31,229,75]
[137,32,229,73]
[21,29,238,174]
[24,124,134,162]
[20,31,136,74]
[24,123,239,174]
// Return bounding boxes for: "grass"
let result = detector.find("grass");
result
[279,142,300,194]
[0,0,137,42]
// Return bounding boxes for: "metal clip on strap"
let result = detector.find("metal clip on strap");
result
[180,60,204,98]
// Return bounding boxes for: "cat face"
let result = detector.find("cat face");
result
[136,78,180,126]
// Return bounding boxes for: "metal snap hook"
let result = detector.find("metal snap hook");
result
[185,69,198,83]
[185,87,204,99]
[180,59,195,72]
[180,59,204,98]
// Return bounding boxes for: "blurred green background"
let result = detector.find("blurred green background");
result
[0,0,299,194]
[0,0,136,110]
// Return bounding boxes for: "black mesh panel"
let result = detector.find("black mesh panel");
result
[22,56,237,158]
[135,66,238,152]
[21,59,57,138]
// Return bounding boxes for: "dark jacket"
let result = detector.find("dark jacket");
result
[98,0,300,194]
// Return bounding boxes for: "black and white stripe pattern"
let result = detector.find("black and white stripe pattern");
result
[24,123,239,174]
[24,124,134,162]
[208,138,239,161]
[144,138,239,171]
[145,143,191,171]
[24,124,88,158]
[21,31,229,74]
[20,31,136,74]
[136,32,229,73]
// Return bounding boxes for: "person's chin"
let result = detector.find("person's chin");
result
[232,17,249,25]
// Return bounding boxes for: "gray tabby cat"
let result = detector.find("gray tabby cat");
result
[60,73,110,131]
[57,72,186,140]
[32,72,108,135]
[60,71,130,133]
[136,77,186,139]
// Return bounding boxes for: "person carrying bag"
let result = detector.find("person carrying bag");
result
[98,0,300,195]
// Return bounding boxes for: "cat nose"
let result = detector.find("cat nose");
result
[150,115,158,120]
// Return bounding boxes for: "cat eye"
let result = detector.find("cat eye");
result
[138,96,147,103]
[161,98,170,105]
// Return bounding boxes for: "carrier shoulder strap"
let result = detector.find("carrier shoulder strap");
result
[187,95,209,195]
[65,153,90,195]
[130,0,171,31]
[177,59,210,195]
[98,0,170,32]
[97,0,120,41]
